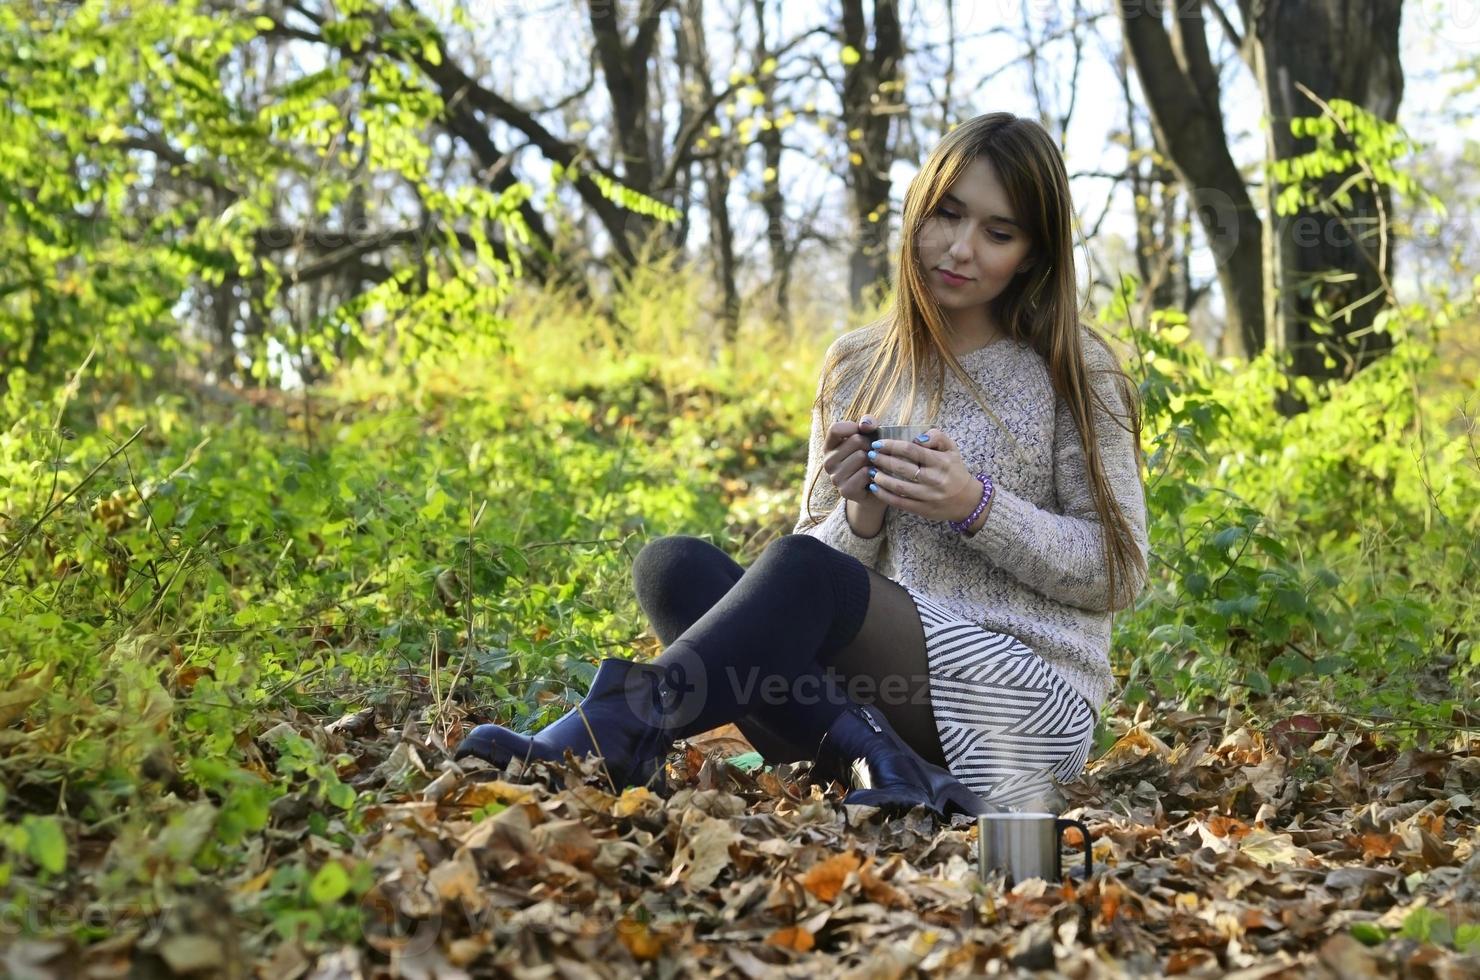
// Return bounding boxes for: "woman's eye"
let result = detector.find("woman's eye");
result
[935,206,959,221]
[986,230,1013,243]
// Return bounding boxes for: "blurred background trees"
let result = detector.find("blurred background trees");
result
[2,0,1474,410]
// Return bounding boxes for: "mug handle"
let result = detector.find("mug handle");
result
[1056,818,1093,880]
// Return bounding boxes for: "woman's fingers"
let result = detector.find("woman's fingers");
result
[823,420,883,499]
[866,438,932,474]
[825,419,879,452]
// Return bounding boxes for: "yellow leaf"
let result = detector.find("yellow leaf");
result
[759,56,778,75]
[1239,829,1312,868]
[802,850,862,902]
[1086,724,1171,775]
[1163,323,1190,345]
[613,786,658,817]
[618,918,668,960]
[235,868,275,895]
[763,167,777,183]
[840,45,861,66]
[451,780,536,808]
[849,152,863,166]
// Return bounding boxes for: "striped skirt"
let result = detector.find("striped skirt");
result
[906,587,1097,809]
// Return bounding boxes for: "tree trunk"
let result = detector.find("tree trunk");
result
[753,0,791,325]
[1116,46,1182,315]
[587,0,672,256]
[678,0,740,344]
[705,158,741,344]
[1117,0,1266,358]
[840,0,902,310]
[1245,0,1404,403]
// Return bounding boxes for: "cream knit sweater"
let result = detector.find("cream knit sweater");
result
[795,323,1150,713]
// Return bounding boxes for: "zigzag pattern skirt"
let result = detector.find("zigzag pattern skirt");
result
[906,587,1098,809]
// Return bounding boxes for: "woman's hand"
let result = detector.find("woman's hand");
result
[823,416,885,507]
[864,428,983,524]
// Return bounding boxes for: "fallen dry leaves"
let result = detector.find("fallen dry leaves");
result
[4,709,1479,978]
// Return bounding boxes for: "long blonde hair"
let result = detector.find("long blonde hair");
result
[802,112,1146,604]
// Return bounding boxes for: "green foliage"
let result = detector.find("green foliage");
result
[1101,276,1478,727]
[0,269,803,942]
[3,255,1478,946]
[1400,905,1480,953]
[1271,97,1442,217]
[0,0,666,393]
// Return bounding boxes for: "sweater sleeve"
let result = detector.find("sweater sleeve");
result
[963,336,1149,612]
[793,339,886,567]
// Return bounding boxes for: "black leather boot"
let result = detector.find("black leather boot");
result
[453,657,693,788]
[813,703,998,819]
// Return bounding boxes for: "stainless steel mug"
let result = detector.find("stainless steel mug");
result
[875,424,935,443]
[977,812,1093,885]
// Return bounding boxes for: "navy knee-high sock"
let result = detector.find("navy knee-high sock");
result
[633,535,845,762]
[636,534,870,748]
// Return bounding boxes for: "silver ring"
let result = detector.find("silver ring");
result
[912,464,922,481]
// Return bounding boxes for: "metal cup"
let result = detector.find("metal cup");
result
[874,424,935,443]
[977,812,1093,885]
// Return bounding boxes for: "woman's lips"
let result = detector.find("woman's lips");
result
[936,268,971,286]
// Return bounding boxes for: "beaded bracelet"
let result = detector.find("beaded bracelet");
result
[948,472,994,534]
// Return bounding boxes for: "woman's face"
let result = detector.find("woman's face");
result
[915,156,1034,321]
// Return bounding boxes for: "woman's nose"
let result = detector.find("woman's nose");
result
[947,229,973,262]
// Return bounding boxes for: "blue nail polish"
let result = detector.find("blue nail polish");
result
[915,433,930,443]
[868,483,878,493]
[867,450,877,460]
[871,440,882,449]
[868,467,877,477]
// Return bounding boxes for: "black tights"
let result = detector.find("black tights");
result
[631,534,949,768]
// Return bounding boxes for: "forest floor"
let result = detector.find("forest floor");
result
[4,699,1477,978]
